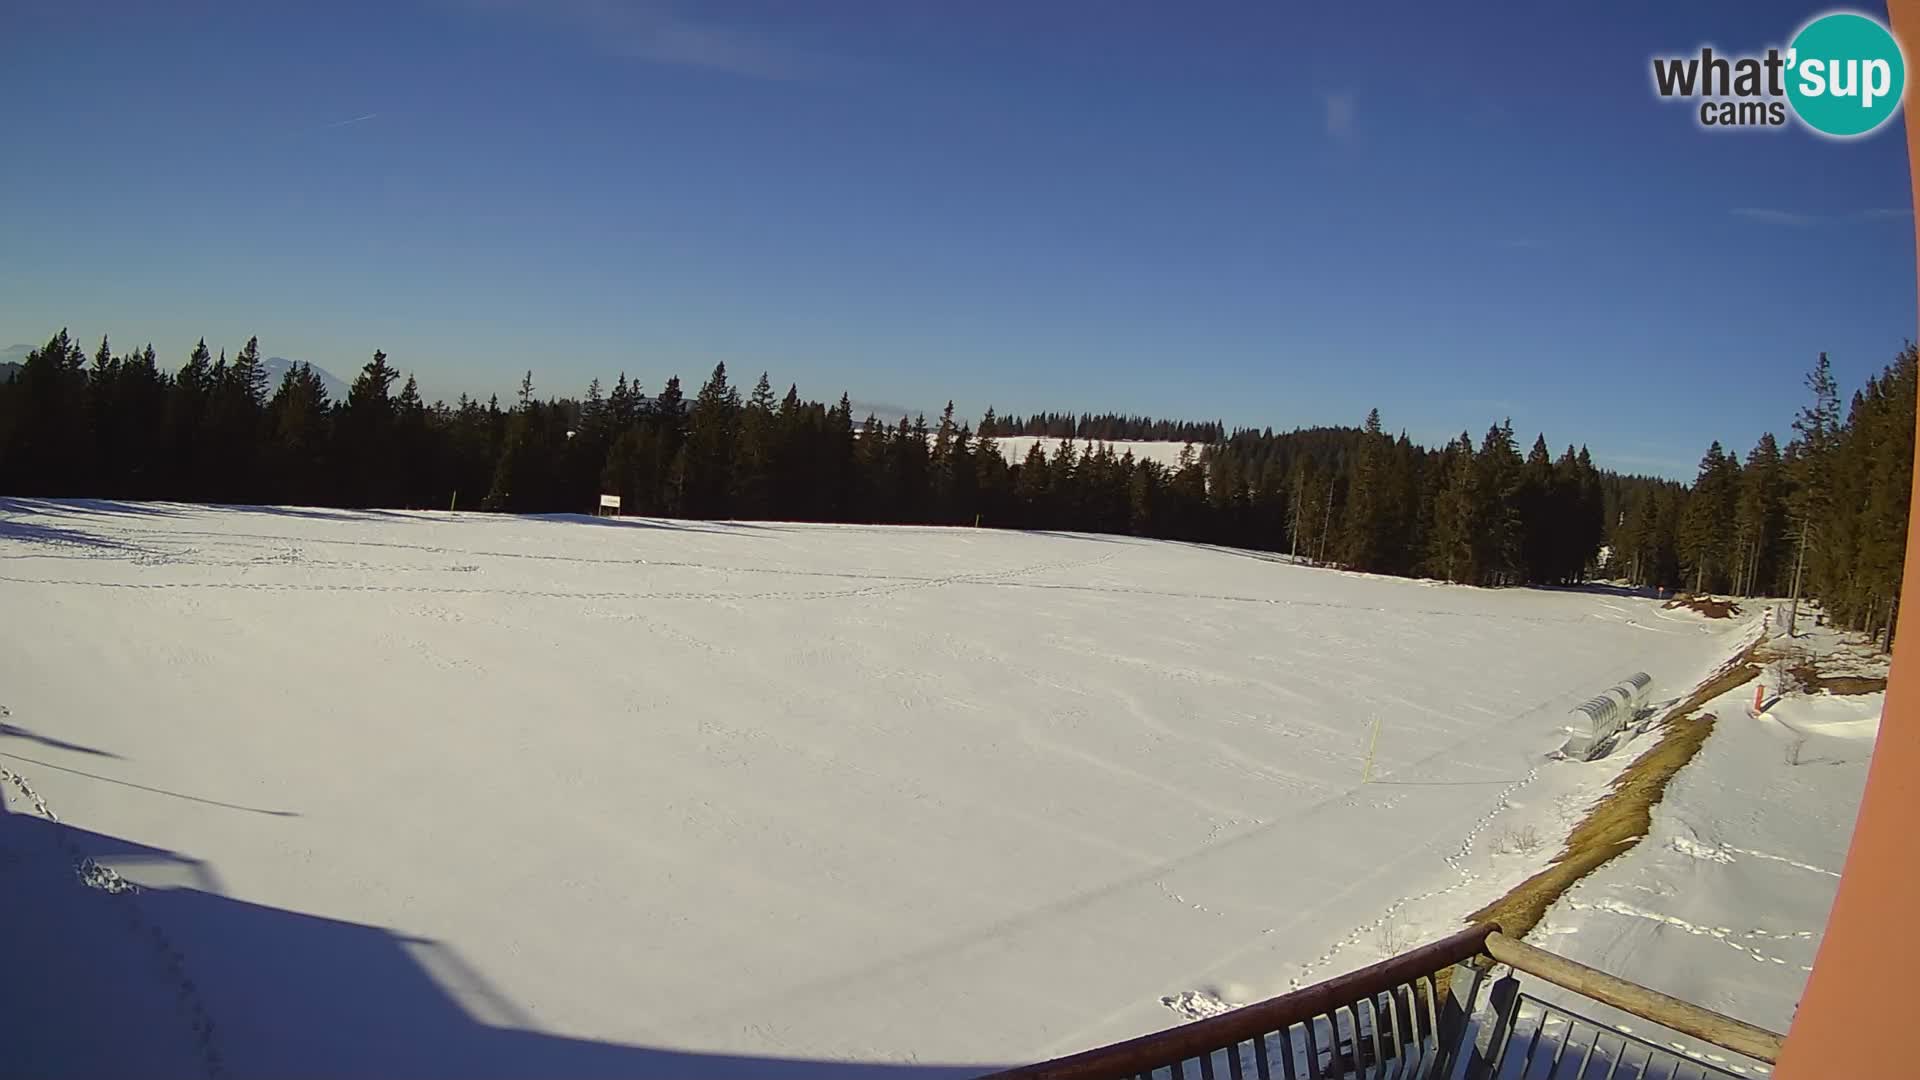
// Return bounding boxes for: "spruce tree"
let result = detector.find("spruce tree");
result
[973,408,1010,526]
[1,330,89,494]
[732,372,777,520]
[230,336,267,408]
[266,362,332,506]
[1731,433,1786,595]
[682,362,740,518]
[1677,442,1739,593]
[167,339,216,501]
[1472,421,1523,583]
[1015,439,1051,526]
[1428,434,1482,583]
[341,350,400,505]
[1516,434,1556,582]
[1339,408,1392,570]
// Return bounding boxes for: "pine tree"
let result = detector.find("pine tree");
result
[1472,421,1523,583]
[208,335,268,502]
[1172,442,1210,542]
[1516,434,1556,582]
[820,392,855,521]
[340,349,400,505]
[0,329,89,494]
[931,400,958,521]
[1428,433,1482,583]
[1569,447,1605,582]
[682,362,740,518]
[230,336,267,408]
[167,338,216,501]
[893,414,931,523]
[393,374,431,507]
[82,335,123,494]
[1783,352,1843,621]
[1128,457,1161,535]
[1678,442,1739,593]
[485,393,564,513]
[732,371,777,520]
[1015,439,1051,525]
[1339,408,1392,570]
[266,361,333,506]
[1730,433,1786,595]
[608,373,638,429]
[113,344,170,498]
[974,407,1010,526]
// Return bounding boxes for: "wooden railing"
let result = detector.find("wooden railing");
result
[1483,930,1784,1064]
[979,925,1787,1080]
[981,924,1493,1079]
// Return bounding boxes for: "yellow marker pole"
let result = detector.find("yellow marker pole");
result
[1362,713,1383,784]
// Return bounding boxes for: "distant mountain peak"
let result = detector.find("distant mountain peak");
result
[262,357,351,402]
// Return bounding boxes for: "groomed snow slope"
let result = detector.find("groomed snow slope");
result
[0,500,1754,1076]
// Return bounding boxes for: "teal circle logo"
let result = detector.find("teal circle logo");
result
[1786,12,1906,137]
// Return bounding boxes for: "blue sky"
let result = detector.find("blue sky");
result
[2,1,1913,478]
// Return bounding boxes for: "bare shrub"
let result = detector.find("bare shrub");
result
[1377,916,1404,957]
[1489,824,1542,856]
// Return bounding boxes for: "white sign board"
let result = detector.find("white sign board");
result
[598,494,622,510]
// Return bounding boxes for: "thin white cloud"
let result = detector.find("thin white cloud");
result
[1323,92,1356,140]
[1860,207,1914,220]
[455,0,820,80]
[1731,207,1821,227]
[322,113,379,129]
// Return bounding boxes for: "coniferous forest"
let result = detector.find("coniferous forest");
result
[1,330,1911,642]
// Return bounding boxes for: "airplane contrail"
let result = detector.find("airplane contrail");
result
[323,113,378,129]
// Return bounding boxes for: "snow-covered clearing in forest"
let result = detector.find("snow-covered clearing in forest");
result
[0,499,1761,1076]
[987,436,1195,469]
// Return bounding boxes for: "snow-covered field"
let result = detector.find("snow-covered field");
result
[0,499,1767,1076]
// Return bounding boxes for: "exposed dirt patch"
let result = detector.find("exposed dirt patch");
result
[1463,642,1763,943]
[1782,659,1887,696]
[1663,594,1742,619]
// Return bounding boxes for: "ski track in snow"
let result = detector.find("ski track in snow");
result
[1,720,227,1080]
[1670,834,1840,879]
[1558,896,1816,972]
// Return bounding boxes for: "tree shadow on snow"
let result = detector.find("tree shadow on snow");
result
[1162,539,1303,564]
[0,497,191,520]
[1025,530,1144,547]
[0,803,993,1080]
[0,516,162,553]
[540,512,771,538]
[0,720,122,759]
[1530,581,1664,600]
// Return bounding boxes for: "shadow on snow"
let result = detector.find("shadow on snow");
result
[0,801,991,1079]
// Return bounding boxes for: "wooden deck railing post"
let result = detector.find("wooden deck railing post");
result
[1483,930,1786,1064]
